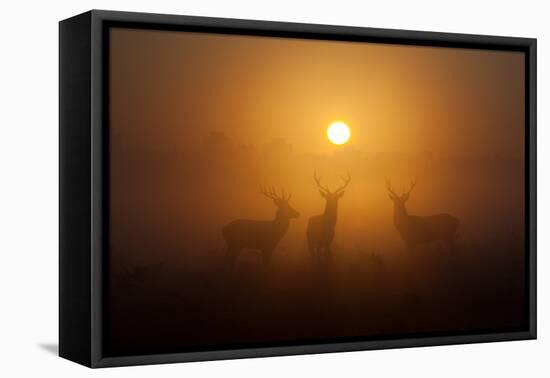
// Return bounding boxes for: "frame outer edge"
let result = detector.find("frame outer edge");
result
[83,9,538,368]
[59,11,94,368]
[88,9,535,47]
[528,38,537,339]
[90,9,105,368]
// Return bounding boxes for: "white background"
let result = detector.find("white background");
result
[0,0,547,376]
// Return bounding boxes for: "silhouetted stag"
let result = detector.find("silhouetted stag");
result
[222,187,300,266]
[307,171,351,262]
[386,180,459,251]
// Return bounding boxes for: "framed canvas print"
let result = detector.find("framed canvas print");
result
[59,10,536,368]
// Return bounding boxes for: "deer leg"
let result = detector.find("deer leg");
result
[309,245,315,259]
[224,247,240,266]
[308,243,317,265]
[262,249,274,266]
[307,236,316,258]
[325,246,333,264]
[445,238,456,253]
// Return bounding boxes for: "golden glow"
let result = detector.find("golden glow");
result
[327,122,351,145]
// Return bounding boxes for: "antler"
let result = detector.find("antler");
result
[385,178,397,196]
[259,186,292,201]
[280,188,292,201]
[334,172,351,193]
[259,186,279,200]
[313,170,330,193]
[405,180,416,196]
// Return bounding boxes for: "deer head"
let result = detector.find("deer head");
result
[386,179,416,209]
[314,170,351,206]
[259,186,300,219]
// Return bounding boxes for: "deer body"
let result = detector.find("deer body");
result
[222,187,299,265]
[307,201,337,255]
[223,215,290,254]
[387,180,459,251]
[307,172,350,262]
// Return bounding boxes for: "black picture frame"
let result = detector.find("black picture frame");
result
[59,9,537,368]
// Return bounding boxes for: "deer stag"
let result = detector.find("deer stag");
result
[307,171,351,262]
[386,180,459,251]
[222,187,300,266]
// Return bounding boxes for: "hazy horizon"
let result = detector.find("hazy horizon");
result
[110,28,524,159]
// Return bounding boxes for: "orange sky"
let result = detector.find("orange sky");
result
[110,28,525,158]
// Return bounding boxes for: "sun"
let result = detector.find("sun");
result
[327,121,351,145]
